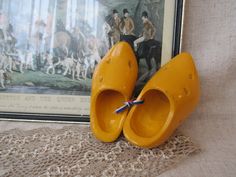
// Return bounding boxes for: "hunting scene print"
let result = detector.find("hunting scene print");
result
[0,0,164,95]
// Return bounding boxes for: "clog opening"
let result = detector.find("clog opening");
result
[96,90,125,133]
[130,89,170,138]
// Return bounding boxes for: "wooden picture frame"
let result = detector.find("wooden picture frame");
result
[0,0,184,123]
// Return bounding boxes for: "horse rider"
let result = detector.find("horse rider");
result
[134,11,156,51]
[119,9,135,36]
[111,9,121,45]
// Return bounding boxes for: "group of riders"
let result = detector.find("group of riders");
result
[103,9,161,73]
[104,9,157,50]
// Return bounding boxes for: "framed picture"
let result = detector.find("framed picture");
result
[0,0,185,122]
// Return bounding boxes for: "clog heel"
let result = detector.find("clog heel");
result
[90,42,138,142]
[123,53,200,148]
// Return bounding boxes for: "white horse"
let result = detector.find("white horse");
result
[82,46,101,80]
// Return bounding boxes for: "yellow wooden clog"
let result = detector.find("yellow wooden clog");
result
[90,42,138,142]
[123,53,200,148]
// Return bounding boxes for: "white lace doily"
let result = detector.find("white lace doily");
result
[0,125,199,177]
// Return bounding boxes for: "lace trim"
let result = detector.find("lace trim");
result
[0,125,200,177]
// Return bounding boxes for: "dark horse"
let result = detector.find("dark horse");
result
[137,39,162,70]
[120,35,162,71]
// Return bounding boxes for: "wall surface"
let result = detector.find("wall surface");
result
[160,0,236,176]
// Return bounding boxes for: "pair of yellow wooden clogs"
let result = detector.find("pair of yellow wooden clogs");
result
[90,42,200,148]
